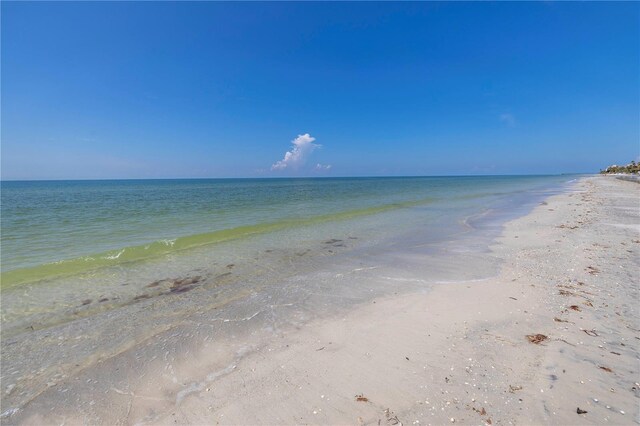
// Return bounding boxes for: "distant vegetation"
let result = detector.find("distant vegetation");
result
[600,161,639,174]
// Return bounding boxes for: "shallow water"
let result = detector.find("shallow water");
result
[0,175,576,420]
[1,176,572,333]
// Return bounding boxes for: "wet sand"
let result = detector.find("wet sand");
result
[4,176,639,425]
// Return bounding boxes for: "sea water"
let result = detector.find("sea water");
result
[1,176,574,332]
[0,175,576,418]
[2,176,571,279]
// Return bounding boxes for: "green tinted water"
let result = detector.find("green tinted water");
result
[1,176,573,287]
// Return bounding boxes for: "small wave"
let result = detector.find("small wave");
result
[0,408,20,419]
[176,364,237,405]
[104,249,125,260]
[381,276,428,283]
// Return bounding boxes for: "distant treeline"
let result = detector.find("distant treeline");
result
[600,161,639,174]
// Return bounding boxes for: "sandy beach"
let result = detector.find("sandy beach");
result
[5,175,639,425]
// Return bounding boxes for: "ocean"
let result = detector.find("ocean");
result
[1,176,574,316]
[1,176,573,280]
[1,175,576,416]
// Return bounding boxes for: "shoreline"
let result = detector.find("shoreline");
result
[162,176,638,425]
[4,176,639,425]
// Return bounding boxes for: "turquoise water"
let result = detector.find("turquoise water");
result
[1,176,572,287]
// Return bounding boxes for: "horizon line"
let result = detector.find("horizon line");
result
[0,172,591,183]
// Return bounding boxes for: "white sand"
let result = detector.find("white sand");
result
[12,176,640,425]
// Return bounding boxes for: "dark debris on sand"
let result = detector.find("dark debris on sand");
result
[526,334,548,344]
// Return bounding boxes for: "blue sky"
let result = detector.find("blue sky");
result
[2,2,638,179]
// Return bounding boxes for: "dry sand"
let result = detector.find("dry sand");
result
[10,176,640,425]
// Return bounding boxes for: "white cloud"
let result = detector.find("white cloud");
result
[315,163,332,171]
[499,113,517,127]
[271,133,321,171]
